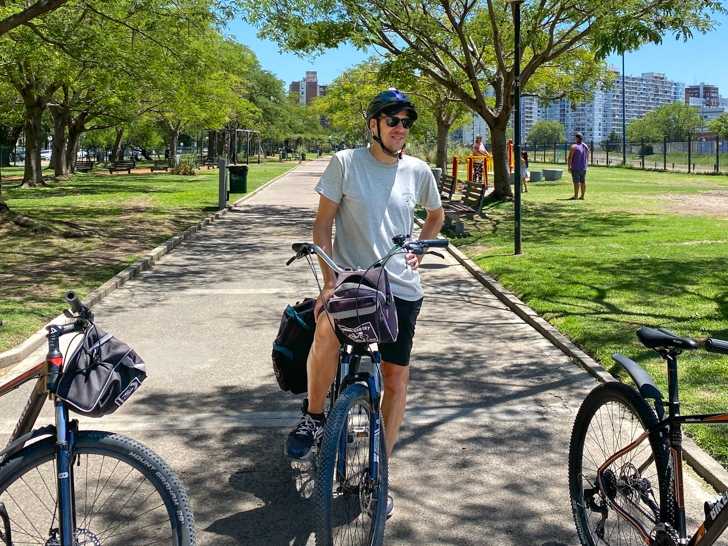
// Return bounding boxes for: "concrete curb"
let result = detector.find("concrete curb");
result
[416,217,728,493]
[0,165,299,370]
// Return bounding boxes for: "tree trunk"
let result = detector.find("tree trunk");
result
[435,117,450,171]
[66,112,89,173]
[111,127,124,162]
[0,124,22,168]
[49,106,69,178]
[22,103,46,187]
[490,124,513,200]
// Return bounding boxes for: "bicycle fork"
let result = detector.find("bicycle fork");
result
[55,401,77,546]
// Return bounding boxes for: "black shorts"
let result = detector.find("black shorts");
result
[380,297,423,366]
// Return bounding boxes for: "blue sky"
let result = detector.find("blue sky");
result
[228,10,728,93]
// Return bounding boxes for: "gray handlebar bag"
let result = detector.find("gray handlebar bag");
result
[56,326,146,417]
[327,266,398,345]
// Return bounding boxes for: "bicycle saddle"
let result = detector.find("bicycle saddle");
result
[636,327,698,351]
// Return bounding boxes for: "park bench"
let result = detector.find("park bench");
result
[440,179,488,235]
[437,173,457,201]
[75,160,95,173]
[202,156,218,169]
[108,160,135,174]
[150,159,171,172]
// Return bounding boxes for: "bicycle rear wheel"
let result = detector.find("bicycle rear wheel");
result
[314,383,387,546]
[569,382,672,546]
[0,430,195,545]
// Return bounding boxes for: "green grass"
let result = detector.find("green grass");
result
[451,163,728,464]
[0,163,295,353]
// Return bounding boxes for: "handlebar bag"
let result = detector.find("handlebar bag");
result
[271,297,316,394]
[327,266,398,345]
[56,325,146,417]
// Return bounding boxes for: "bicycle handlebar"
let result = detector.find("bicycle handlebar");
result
[705,338,728,355]
[65,291,82,314]
[288,236,449,269]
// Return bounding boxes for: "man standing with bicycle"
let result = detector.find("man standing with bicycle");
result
[285,89,445,518]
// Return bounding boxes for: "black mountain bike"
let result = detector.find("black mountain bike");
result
[0,291,195,546]
[569,326,728,546]
[287,235,448,546]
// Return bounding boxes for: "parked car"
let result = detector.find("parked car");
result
[40,149,52,161]
[10,150,25,162]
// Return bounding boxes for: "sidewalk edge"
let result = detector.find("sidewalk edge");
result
[0,165,298,370]
[416,217,728,493]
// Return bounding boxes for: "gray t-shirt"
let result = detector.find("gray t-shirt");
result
[314,148,442,301]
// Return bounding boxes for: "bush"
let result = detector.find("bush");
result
[171,164,198,175]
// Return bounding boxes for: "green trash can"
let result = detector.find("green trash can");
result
[228,165,248,193]
[301,153,306,161]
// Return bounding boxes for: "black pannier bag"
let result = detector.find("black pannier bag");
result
[326,266,398,345]
[272,298,316,394]
[56,325,147,417]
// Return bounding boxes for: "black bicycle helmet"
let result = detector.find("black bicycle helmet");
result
[367,89,417,159]
[366,89,418,121]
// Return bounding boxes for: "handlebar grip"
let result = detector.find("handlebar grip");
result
[417,239,449,248]
[705,338,728,355]
[65,291,82,314]
[292,243,308,252]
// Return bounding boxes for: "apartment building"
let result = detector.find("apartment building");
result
[289,71,327,106]
[686,83,720,107]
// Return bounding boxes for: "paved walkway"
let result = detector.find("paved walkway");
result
[2,157,719,545]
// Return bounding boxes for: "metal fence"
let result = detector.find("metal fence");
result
[523,137,728,175]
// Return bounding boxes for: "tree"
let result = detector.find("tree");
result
[242,0,722,200]
[311,61,380,146]
[708,112,728,140]
[627,101,702,143]
[0,0,69,37]
[526,120,565,145]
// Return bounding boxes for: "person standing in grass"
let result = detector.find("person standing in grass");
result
[567,131,588,200]
[472,134,491,189]
[520,151,529,193]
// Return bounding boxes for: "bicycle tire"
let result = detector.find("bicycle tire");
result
[569,381,673,546]
[314,383,387,546]
[0,430,196,546]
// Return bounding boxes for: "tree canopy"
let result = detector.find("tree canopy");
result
[527,120,565,145]
[242,0,723,199]
[626,101,703,142]
[708,112,728,140]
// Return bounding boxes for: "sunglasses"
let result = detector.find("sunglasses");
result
[382,116,415,129]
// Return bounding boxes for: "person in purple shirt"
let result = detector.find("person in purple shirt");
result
[567,131,589,200]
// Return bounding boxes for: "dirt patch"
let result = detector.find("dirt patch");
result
[645,190,728,216]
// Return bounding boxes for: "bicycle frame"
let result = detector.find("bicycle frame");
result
[0,322,83,546]
[599,348,728,546]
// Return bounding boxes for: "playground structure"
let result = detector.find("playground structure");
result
[451,140,519,183]
[202,128,263,165]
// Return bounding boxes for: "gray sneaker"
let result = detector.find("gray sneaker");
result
[285,413,325,460]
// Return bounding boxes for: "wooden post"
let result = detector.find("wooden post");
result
[452,156,458,180]
[467,156,473,181]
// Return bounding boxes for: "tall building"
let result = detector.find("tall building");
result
[686,83,720,107]
[539,70,685,142]
[289,71,326,105]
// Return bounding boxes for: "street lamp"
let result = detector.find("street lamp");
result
[506,0,524,255]
[622,52,626,165]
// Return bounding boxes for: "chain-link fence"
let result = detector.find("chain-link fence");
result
[523,137,728,175]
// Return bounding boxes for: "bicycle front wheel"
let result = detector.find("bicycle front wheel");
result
[314,383,387,546]
[0,430,195,545]
[569,382,671,546]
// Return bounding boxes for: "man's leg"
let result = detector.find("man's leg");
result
[285,312,340,459]
[572,182,579,199]
[380,362,409,457]
[306,312,341,413]
[580,182,586,199]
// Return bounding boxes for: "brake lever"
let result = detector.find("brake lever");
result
[426,251,445,259]
[286,255,297,266]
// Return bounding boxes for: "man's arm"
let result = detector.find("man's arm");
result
[312,194,339,315]
[567,144,575,172]
[408,206,445,270]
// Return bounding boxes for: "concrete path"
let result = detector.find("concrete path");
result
[2,157,719,545]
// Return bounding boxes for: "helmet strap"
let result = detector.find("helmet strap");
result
[372,118,405,159]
